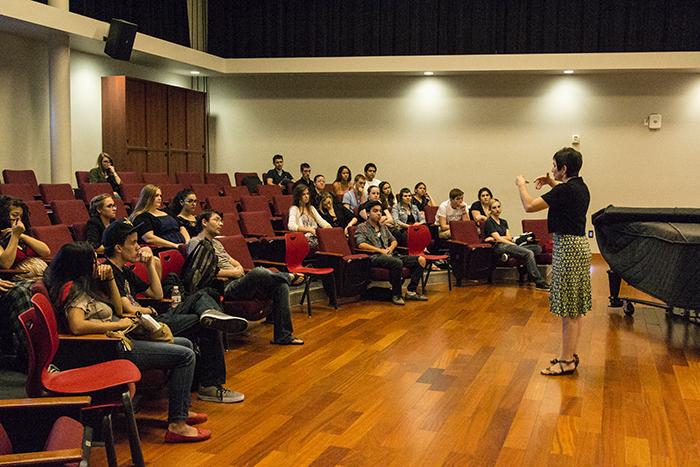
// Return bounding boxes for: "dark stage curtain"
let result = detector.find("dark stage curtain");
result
[208,0,700,58]
[70,0,190,48]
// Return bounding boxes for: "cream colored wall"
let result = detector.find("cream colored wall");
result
[208,72,700,251]
[0,31,190,184]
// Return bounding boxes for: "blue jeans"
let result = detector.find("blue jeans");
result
[493,243,543,281]
[369,254,424,296]
[119,337,195,423]
[223,268,294,343]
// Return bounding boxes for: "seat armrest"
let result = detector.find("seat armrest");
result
[0,449,83,466]
[0,396,91,410]
[315,251,344,258]
[59,333,121,342]
[253,259,287,268]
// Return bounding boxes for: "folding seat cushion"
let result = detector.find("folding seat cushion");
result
[39,183,75,203]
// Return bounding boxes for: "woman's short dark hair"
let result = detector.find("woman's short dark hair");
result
[414,182,426,191]
[553,147,583,177]
[168,189,195,217]
[398,187,412,204]
[0,197,30,231]
[335,165,351,182]
[477,187,493,200]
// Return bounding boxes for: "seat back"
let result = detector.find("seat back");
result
[450,220,481,244]
[234,172,259,187]
[407,224,432,256]
[204,172,231,191]
[240,195,271,215]
[317,227,352,256]
[257,184,283,202]
[118,171,141,184]
[39,183,75,203]
[239,211,275,237]
[272,195,293,216]
[0,183,36,201]
[226,186,249,201]
[142,172,171,185]
[423,205,439,225]
[113,197,129,219]
[207,196,238,214]
[80,183,112,204]
[159,183,184,205]
[51,200,89,226]
[120,183,145,206]
[25,200,51,227]
[75,171,90,188]
[19,295,61,397]
[176,172,203,187]
[32,225,74,259]
[220,212,242,236]
[0,424,12,455]
[218,235,255,270]
[3,170,39,196]
[159,249,185,276]
[192,184,220,201]
[285,233,310,269]
[522,219,553,253]
[346,225,361,252]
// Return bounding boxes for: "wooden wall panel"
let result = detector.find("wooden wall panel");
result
[145,82,168,151]
[186,90,206,152]
[187,152,205,174]
[125,150,148,174]
[147,151,168,173]
[169,152,188,176]
[168,87,187,152]
[101,76,127,164]
[125,79,147,148]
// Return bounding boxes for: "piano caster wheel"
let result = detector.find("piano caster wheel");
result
[623,302,635,316]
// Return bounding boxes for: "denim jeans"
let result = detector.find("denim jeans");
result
[157,289,227,388]
[224,267,295,343]
[119,337,195,423]
[368,254,424,296]
[492,243,543,281]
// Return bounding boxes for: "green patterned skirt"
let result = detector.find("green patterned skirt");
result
[549,234,592,318]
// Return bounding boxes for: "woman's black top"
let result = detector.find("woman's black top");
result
[133,212,185,244]
[319,202,354,228]
[86,216,112,249]
[412,195,430,212]
[176,215,198,238]
[482,217,509,238]
[541,177,590,236]
[469,201,486,220]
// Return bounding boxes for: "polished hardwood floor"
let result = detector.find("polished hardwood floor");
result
[102,256,700,466]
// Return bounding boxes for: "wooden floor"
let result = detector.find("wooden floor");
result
[102,256,700,466]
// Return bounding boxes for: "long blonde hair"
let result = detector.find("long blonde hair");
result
[129,184,160,221]
[95,152,113,177]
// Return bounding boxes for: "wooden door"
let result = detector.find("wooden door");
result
[186,90,206,152]
[147,151,168,174]
[168,87,187,152]
[146,82,168,152]
[125,79,147,148]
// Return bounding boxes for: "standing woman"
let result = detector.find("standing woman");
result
[412,182,434,212]
[169,189,199,238]
[470,187,493,222]
[516,147,591,376]
[89,153,122,197]
[288,185,331,250]
[129,185,188,249]
[331,166,353,199]
[86,193,118,253]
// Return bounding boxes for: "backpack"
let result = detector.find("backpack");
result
[181,238,219,294]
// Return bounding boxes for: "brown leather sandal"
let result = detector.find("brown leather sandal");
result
[541,358,577,376]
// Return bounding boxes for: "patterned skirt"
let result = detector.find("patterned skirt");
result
[549,234,592,318]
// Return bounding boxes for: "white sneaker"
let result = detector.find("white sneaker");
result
[200,309,248,334]
[198,385,244,403]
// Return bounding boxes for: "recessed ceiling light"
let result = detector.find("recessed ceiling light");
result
[563,70,574,74]
[423,71,434,76]
[190,71,201,75]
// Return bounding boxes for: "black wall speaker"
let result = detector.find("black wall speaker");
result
[104,19,138,61]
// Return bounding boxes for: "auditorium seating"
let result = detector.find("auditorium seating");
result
[447,220,493,285]
[39,183,74,203]
[219,211,243,236]
[407,223,451,292]
[317,227,371,299]
[238,211,285,261]
[25,200,51,227]
[192,183,220,202]
[285,232,336,316]
[205,173,234,195]
[142,172,171,185]
[207,196,238,214]
[119,171,142,184]
[159,184,185,205]
[257,184,283,203]
[74,171,90,188]
[234,172,259,188]
[522,219,553,265]
[346,225,413,287]
[50,200,89,226]
[120,183,145,207]
[0,184,36,202]
[272,195,293,216]
[2,169,40,197]
[80,183,113,204]
[32,225,74,259]
[176,172,203,187]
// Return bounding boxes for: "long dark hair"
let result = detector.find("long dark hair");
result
[292,184,310,210]
[45,242,106,316]
[334,165,352,183]
[378,181,394,209]
[168,189,195,217]
[0,196,31,249]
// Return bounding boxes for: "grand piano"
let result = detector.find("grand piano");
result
[592,206,700,316]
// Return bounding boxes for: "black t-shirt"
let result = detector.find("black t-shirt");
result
[105,259,148,299]
[412,195,430,212]
[265,169,293,185]
[541,177,590,236]
[483,217,509,237]
[86,216,112,249]
[176,215,198,238]
[469,201,486,220]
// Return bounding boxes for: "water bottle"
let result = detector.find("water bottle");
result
[171,286,181,308]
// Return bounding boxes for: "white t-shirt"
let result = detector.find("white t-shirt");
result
[366,178,382,188]
[435,200,468,225]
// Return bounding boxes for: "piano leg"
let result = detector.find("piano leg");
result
[607,270,624,307]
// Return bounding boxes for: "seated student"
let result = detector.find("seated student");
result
[292,162,312,190]
[86,193,117,253]
[391,188,425,245]
[264,154,294,191]
[88,152,122,197]
[482,199,548,290]
[288,185,331,250]
[332,165,353,198]
[318,192,354,233]
[435,188,469,239]
[169,189,199,239]
[310,174,326,208]
[355,201,428,305]
[342,174,367,212]
[129,185,188,249]
[45,242,210,443]
[0,196,51,270]
[358,185,393,226]
[102,219,247,404]
[379,181,395,214]
[189,210,305,345]
[364,162,382,188]
[470,187,493,223]
[0,277,32,360]
[412,182,435,212]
